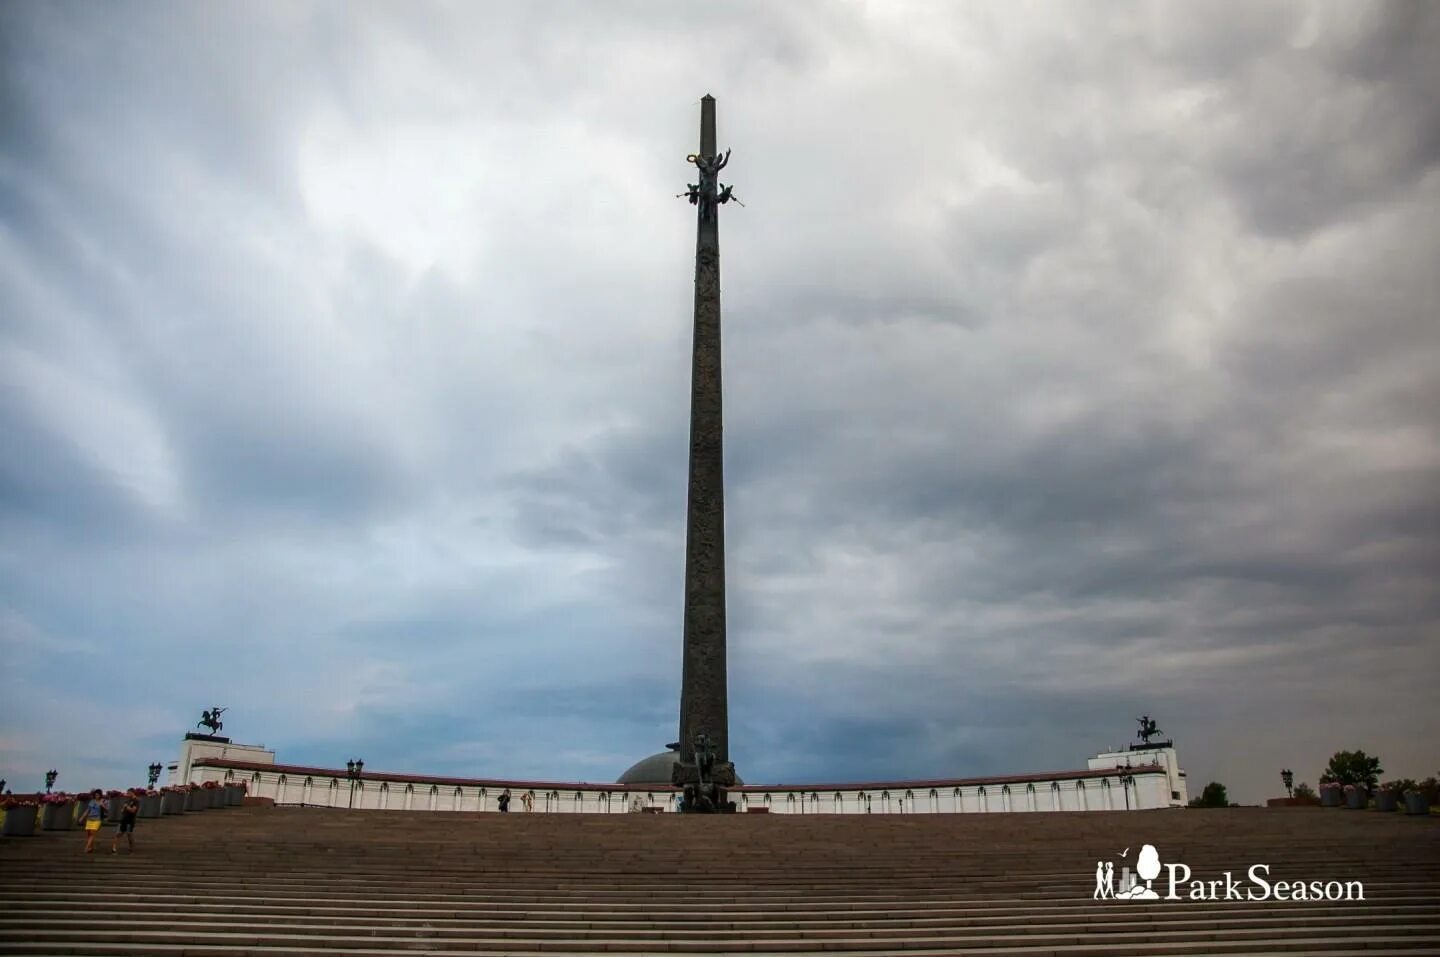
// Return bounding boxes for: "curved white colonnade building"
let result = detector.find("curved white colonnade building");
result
[177,736,1188,814]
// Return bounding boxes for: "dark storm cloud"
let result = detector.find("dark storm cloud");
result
[1,1,1436,803]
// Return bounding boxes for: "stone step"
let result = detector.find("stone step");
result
[2,921,1440,949]
[3,911,1438,938]
[1,932,1439,956]
[0,884,1433,903]
[4,901,1435,925]
[5,886,1434,909]
[4,876,1430,892]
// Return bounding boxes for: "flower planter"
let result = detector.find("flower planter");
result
[207,788,226,809]
[1375,790,1399,812]
[184,790,207,811]
[160,792,186,815]
[1404,791,1430,815]
[138,794,163,818]
[1319,786,1343,807]
[40,802,76,830]
[1,805,38,836]
[225,785,244,806]
[1345,787,1368,810]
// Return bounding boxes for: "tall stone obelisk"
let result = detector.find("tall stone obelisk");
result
[673,94,738,810]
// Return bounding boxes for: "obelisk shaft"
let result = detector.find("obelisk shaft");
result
[678,94,729,772]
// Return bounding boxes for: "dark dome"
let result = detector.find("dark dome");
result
[617,752,677,786]
[616,750,743,786]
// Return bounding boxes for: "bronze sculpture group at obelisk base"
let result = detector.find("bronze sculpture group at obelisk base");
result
[671,95,740,813]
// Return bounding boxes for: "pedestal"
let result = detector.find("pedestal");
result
[184,732,232,744]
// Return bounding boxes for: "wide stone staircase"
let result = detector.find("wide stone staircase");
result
[1,805,1436,955]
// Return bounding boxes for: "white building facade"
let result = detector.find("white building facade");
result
[190,748,1187,814]
[169,737,275,789]
[1088,745,1188,808]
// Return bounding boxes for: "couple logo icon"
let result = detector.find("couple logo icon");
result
[1093,844,1162,900]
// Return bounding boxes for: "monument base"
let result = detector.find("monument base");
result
[679,787,737,813]
[184,733,232,743]
[673,760,739,813]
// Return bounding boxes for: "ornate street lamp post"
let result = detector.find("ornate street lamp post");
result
[346,758,364,809]
[44,769,57,793]
[1118,765,1136,810]
[1281,769,1294,798]
[148,763,163,789]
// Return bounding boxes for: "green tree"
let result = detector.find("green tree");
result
[1188,781,1229,808]
[1292,781,1317,800]
[1320,751,1383,790]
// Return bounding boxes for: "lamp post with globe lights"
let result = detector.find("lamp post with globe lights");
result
[346,759,364,809]
[1117,762,1136,810]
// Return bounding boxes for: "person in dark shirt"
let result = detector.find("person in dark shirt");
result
[111,792,141,854]
[497,789,511,813]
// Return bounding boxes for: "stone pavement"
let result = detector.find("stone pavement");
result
[1,805,1436,955]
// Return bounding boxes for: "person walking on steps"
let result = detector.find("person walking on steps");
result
[111,792,140,854]
[81,790,106,854]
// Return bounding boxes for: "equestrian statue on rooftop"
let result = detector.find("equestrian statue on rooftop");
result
[197,707,227,735]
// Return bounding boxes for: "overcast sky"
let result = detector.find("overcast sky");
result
[2,1,1436,805]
